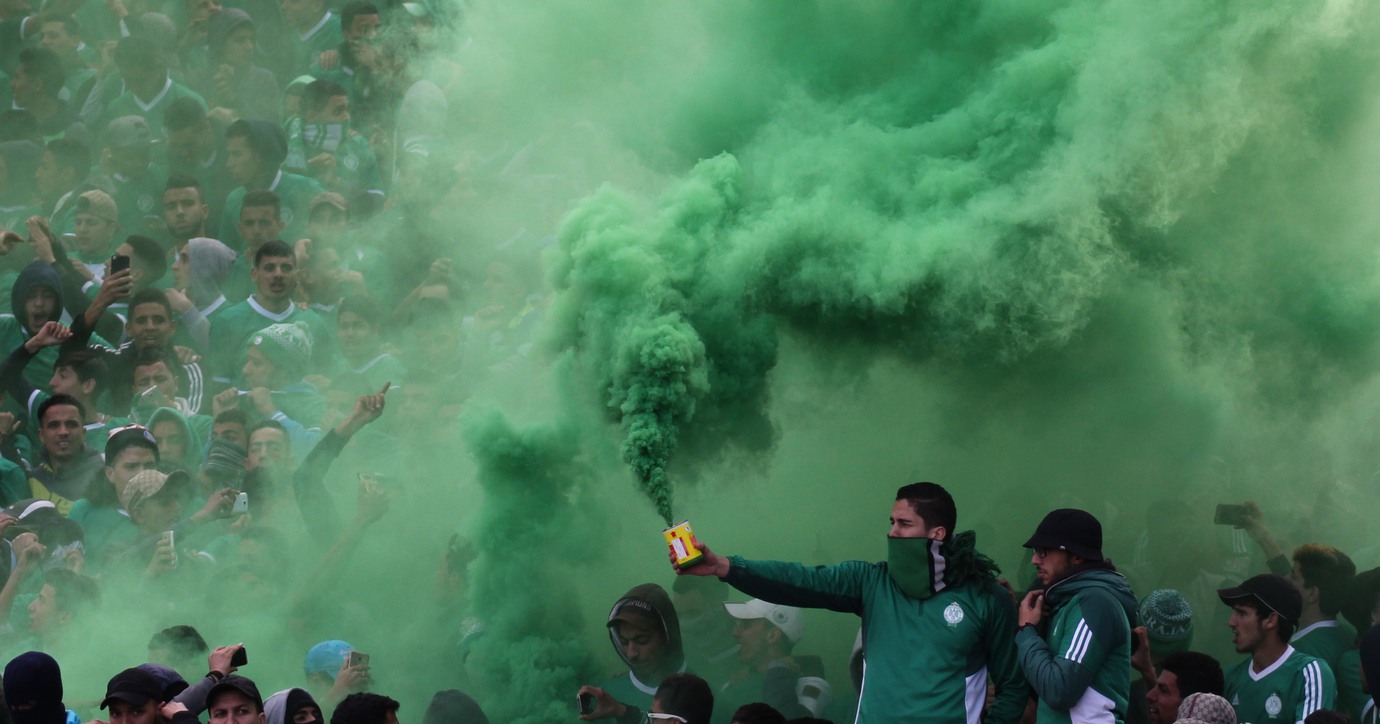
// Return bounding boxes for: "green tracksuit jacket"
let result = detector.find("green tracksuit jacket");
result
[1016,568,1137,724]
[724,535,1027,724]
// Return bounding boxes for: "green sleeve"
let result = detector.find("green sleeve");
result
[1295,658,1337,723]
[983,582,1032,724]
[1017,591,1126,711]
[724,556,872,614]
[0,460,27,506]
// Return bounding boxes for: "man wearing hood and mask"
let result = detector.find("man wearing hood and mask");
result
[3,651,80,724]
[264,688,324,724]
[673,482,1028,724]
[219,118,324,252]
[1017,508,1139,724]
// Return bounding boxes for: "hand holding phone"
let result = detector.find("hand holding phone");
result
[1213,503,1249,527]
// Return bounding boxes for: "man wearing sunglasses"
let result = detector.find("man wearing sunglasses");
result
[1016,508,1138,724]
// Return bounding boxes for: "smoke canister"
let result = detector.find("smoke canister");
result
[664,520,703,568]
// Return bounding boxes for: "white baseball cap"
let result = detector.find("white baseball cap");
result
[723,599,804,643]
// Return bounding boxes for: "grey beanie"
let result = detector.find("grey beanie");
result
[1139,588,1193,644]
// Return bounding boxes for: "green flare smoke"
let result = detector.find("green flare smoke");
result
[48,0,1380,718]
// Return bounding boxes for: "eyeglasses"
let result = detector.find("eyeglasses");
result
[647,715,688,723]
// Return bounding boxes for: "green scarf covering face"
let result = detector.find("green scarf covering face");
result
[887,530,1001,599]
[887,536,947,599]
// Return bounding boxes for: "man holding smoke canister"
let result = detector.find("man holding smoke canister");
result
[672,482,1028,724]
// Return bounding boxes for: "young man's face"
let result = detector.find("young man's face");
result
[239,205,284,249]
[1145,670,1182,724]
[151,419,186,463]
[1227,602,1270,654]
[24,285,60,333]
[167,122,211,167]
[49,365,91,399]
[208,691,264,724]
[246,427,288,470]
[10,64,40,107]
[241,345,278,389]
[131,494,182,532]
[74,212,117,255]
[337,311,377,359]
[40,21,79,56]
[133,361,179,402]
[127,302,176,350]
[105,445,158,494]
[614,616,670,681]
[290,706,322,724]
[163,186,208,238]
[28,584,65,634]
[888,499,940,540]
[119,60,165,101]
[109,699,160,724]
[343,12,379,42]
[1030,548,1076,586]
[311,94,350,124]
[38,404,83,461]
[213,420,247,447]
[223,25,255,67]
[225,135,264,187]
[732,617,772,667]
[108,146,150,179]
[252,254,295,302]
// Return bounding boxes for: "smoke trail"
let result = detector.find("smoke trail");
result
[458,408,592,723]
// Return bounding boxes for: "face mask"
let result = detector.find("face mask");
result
[887,536,947,599]
[302,122,346,152]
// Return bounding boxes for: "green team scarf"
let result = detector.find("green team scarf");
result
[887,530,1000,599]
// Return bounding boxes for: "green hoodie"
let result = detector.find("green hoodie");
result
[1016,567,1138,724]
[146,406,210,473]
[724,531,1028,724]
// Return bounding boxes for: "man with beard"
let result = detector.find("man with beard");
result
[1016,509,1139,724]
[672,482,1028,723]
[163,176,210,250]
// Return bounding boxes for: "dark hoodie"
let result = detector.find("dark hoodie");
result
[204,10,281,123]
[10,262,63,335]
[601,583,687,712]
[3,651,69,724]
[422,690,489,724]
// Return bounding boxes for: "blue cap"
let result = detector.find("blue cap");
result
[304,640,352,676]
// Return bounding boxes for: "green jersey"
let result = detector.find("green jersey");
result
[219,170,324,251]
[101,79,207,140]
[1291,621,1364,722]
[207,296,336,384]
[1225,646,1335,724]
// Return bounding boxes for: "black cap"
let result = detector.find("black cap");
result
[1023,508,1104,561]
[207,675,263,712]
[1218,573,1303,624]
[101,667,164,709]
[105,424,159,462]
